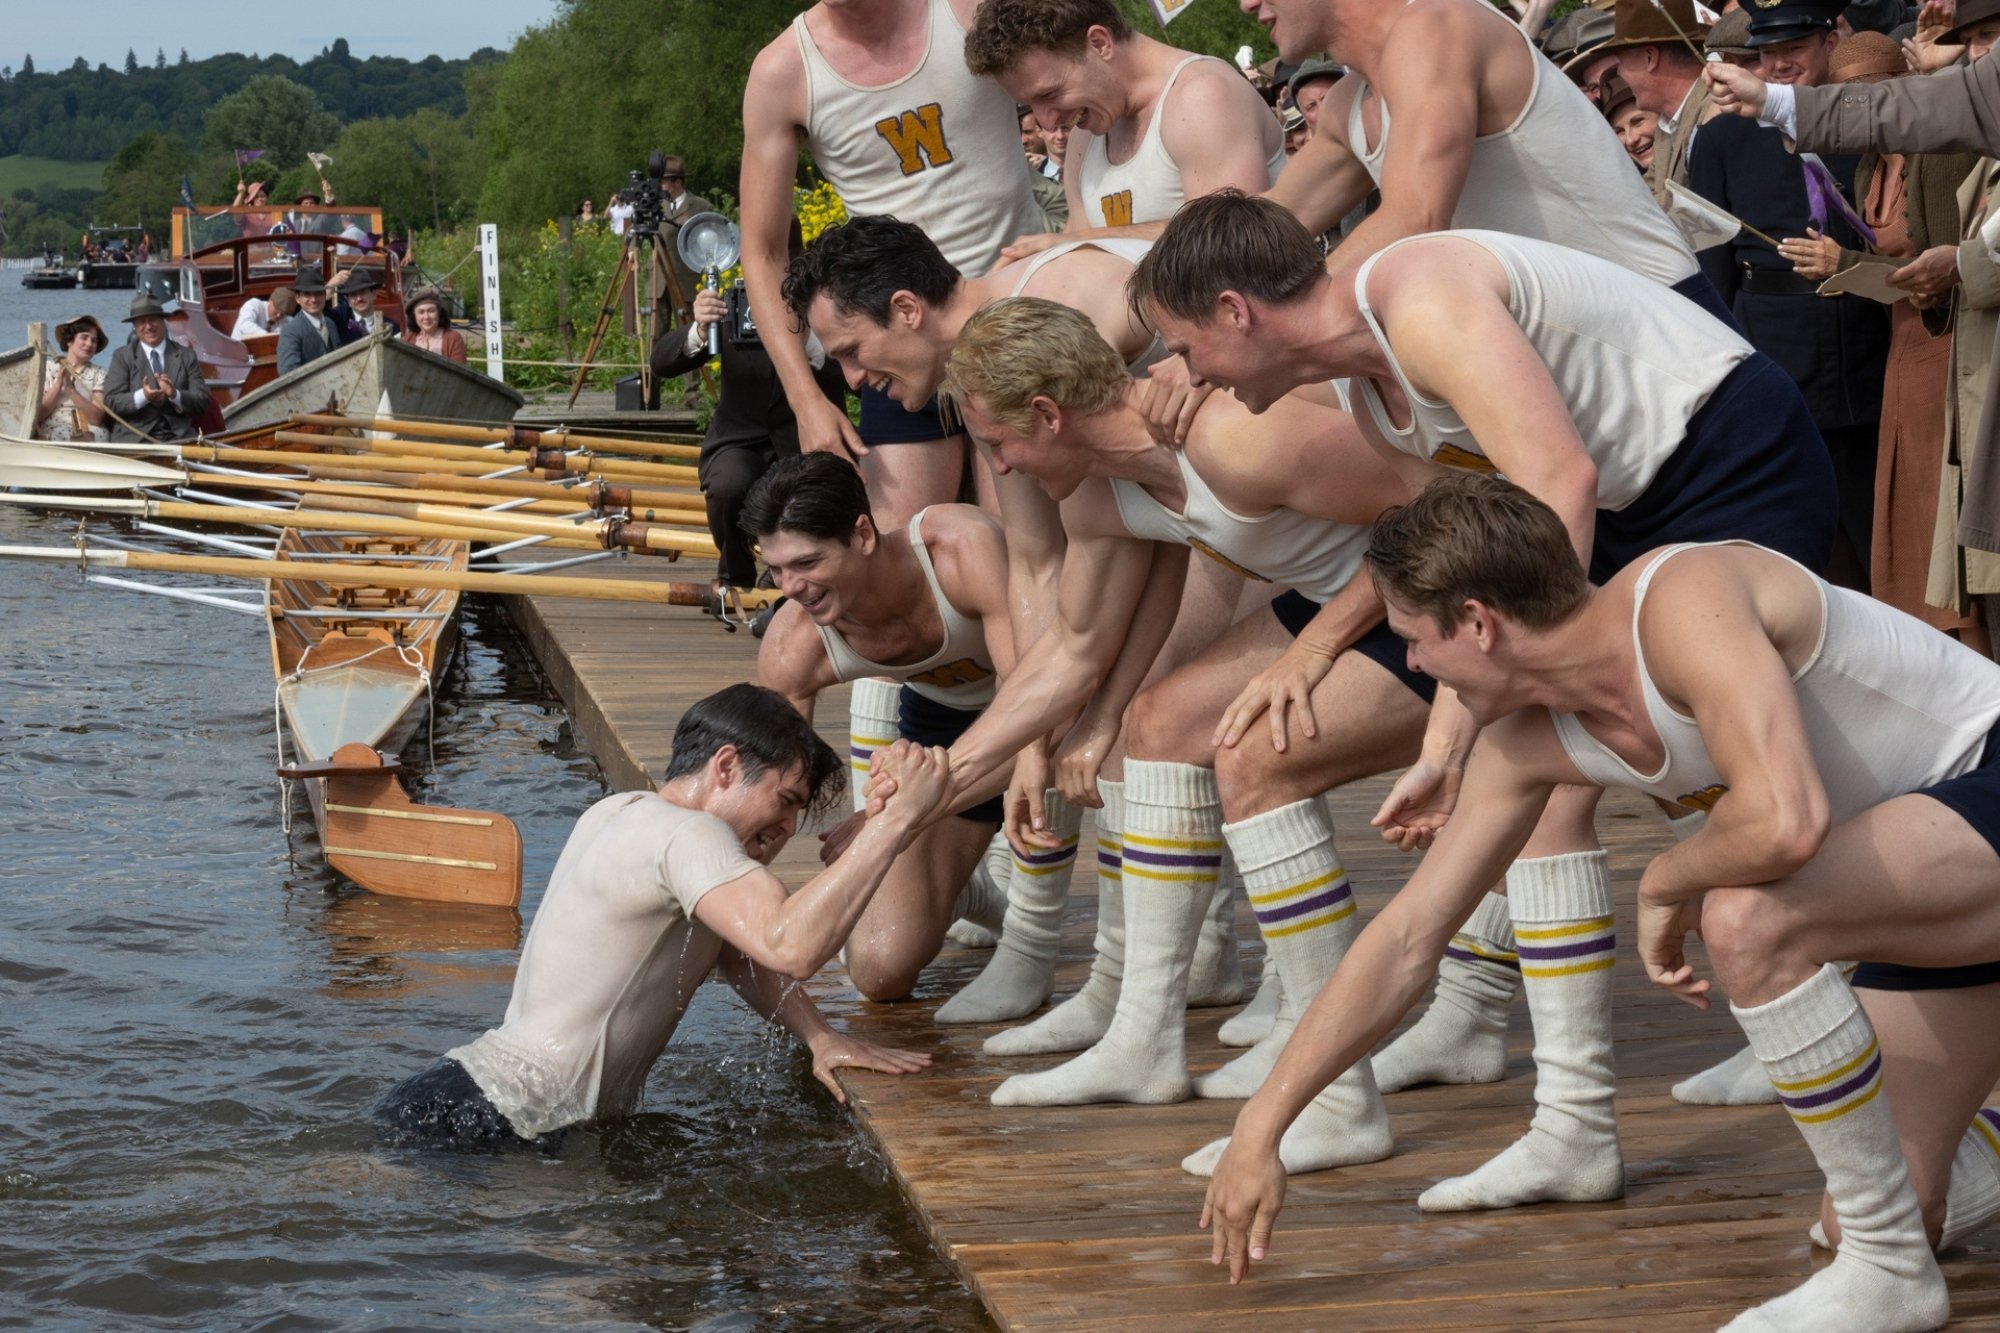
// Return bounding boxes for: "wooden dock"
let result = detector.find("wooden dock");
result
[501,568,2000,1331]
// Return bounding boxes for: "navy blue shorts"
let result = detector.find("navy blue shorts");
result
[1269,594,1436,705]
[1590,354,1838,585]
[897,686,1003,824]
[1670,269,1741,333]
[857,384,954,445]
[1853,718,2000,991]
[374,1058,565,1152]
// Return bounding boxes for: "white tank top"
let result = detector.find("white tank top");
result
[1349,230,1752,510]
[814,508,997,709]
[794,0,1041,276]
[1077,55,1287,229]
[1345,19,1696,288]
[1109,450,1370,603]
[1553,543,2000,818]
[1009,237,1172,374]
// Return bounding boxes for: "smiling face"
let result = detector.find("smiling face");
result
[957,392,1093,501]
[1002,44,1119,137]
[757,524,874,626]
[1758,31,1836,86]
[412,300,442,332]
[705,753,812,864]
[1611,105,1657,168]
[131,315,166,347]
[1382,595,1514,723]
[348,286,376,314]
[1148,299,1294,413]
[65,327,100,359]
[297,289,327,319]
[807,292,945,406]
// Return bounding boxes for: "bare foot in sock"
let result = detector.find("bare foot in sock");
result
[937,949,1053,1024]
[1416,1130,1623,1211]
[990,1037,1190,1106]
[1718,1252,1948,1332]
[1217,961,1280,1047]
[1671,1044,1778,1106]
[945,919,998,948]
[983,983,1115,1055]
[1186,915,1244,1008]
[1181,1083,1393,1176]
[1372,1001,1510,1092]
[1192,1019,1288,1099]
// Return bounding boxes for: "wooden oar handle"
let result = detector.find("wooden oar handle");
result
[279,750,403,779]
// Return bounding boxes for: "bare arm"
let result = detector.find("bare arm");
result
[694,742,949,979]
[1264,101,1378,236]
[739,39,864,460]
[1156,62,1286,204]
[755,600,839,722]
[718,948,932,1102]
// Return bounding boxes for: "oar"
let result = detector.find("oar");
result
[269,431,701,487]
[0,493,605,550]
[412,473,710,522]
[0,438,185,491]
[0,543,777,607]
[306,493,719,555]
[179,442,698,489]
[187,472,603,517]
[287,412,703,463]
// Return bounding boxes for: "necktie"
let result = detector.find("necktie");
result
[149,347,163,377]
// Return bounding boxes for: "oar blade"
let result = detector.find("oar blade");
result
[0,437,182,491]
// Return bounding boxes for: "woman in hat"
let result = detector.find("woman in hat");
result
[402,287,468,366]
[34,314,108,442]
[1600,74,1658,171]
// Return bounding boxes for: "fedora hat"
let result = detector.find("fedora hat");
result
[123,293,168,323]
[1591,0,1709,56]
[1943,0,2000,44]
[292,270,327,295]
[1559,11,1621,70]
[1829,29,1907,81]
[54,313,107,349]
[342,266,383,293]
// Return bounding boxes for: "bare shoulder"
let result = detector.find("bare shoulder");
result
[1160,57,1278,151]
[745,21,808,123]
[918,503,1010,607]
[1482,706,1585,787]
[1058,475,1130,540]
[756,600,836,696]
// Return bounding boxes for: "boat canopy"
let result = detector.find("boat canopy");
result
[171,204,384,260]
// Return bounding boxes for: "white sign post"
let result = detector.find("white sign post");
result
[479,222,504,384]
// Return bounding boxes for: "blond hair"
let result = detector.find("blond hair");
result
[940,297,1129,433]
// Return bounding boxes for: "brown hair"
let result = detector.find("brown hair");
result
[1127,190,1326,324]
[940,297,1128,433]
[269,287,299,319]
[965,0,1133,77]
[1366,474,1589,633]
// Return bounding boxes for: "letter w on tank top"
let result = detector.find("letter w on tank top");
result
[874,103,955,175]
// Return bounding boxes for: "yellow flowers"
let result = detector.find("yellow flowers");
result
[795,180,847,246]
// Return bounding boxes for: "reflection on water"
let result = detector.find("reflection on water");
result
[0,505,985,1330]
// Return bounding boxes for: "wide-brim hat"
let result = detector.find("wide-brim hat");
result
[1829,29,1908,80]
[1559,11,1621,70]
[1592,0,1709,56]
[1746,0,1843,47]
[1287,57,1344,98]
[123,294,168,323]
[1943,0,2000,45]
[342,266,383,293]
[55,313,107,349]
[292,271,327,295]
[1705,8,1757,54]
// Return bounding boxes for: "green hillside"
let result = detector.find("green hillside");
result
[0,155,105,194]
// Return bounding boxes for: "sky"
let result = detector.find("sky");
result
[8,0,566,70]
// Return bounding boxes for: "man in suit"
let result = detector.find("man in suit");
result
[1597,0,1713,204]
[1686,0,1888,588]
[657,155,712,318]
[103,293,212,442]
[276,272,346,376]
[329,266,400,341]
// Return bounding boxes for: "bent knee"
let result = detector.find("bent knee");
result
[1700,886,1808,989]
[843,935,929,1003]
[1124,683,1212,766]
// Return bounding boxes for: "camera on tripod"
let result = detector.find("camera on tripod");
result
[618,151,672,235]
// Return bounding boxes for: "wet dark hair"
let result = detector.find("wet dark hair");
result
[738,453,873,544]
[1128,190,1328,324]
[965,0,1134,76]
[663,683,844,817]
[781,215,961,323]
[1367,473,1590,634]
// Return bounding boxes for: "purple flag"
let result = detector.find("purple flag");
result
[234,149,268,167]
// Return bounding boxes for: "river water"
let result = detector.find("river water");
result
[0,278,986,1331]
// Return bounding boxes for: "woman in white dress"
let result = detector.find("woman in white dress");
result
[35,314,108,442]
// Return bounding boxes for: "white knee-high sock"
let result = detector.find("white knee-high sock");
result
[1941,1109,2000,1250]
[1664,811,1784,1107]
[985,779,1126,1056]
[1188,854,1246,1007]
[846,677,902,811]
[945,834,1010,947]
[937,793,1082,1024]
[1723,964,1948,1332]
[1219,952,1281,1047]
[990,761,1218,1106]
[1184,798,1392,1176]
[1372,891,1517,1092]
[1420,852,1623,1211]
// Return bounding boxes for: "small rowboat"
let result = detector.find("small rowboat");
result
[269,526,523,906]
[224,331,524,433]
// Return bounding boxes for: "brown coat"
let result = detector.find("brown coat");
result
[1648,77,1714,206]
[1936,158,2000,602]
[1793,58,2000,554]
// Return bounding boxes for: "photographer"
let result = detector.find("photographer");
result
[651,220,848,610]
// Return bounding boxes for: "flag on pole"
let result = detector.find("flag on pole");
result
[1148,0,1197,24]
[306,152,333,170]
[1664,181,1743,252]
[234,149,268,167]
[179,176,196,210]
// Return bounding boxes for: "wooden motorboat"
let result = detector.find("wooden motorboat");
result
[21,250,77,290]
[268,525,522,907]
[224,331,523,433]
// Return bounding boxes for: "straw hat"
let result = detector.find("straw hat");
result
[1829,30,1907,82]
[54,313,107,350]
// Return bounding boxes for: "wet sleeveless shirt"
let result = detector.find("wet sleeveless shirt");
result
[1348,230,1751,509]
[1553,543,2000,818]
[794,0,1040,276]
[1109,449,1370,602]
[1009,237,1171,374]
[1344,18,1697,288]
[815,508,997,709]
[1077,55,1287,229]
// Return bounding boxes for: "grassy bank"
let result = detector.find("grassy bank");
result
[0,156,107,196]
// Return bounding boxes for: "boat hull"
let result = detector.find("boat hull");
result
[223,332,523,433]
[0,341,48,440]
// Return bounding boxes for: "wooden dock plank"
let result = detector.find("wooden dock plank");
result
[497,570,2000,1330]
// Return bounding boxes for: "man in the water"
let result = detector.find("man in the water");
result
[376,684,941,1147]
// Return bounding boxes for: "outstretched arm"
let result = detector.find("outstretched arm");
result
[719,949,932,1102]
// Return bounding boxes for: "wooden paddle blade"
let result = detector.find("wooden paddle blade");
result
[0,436,181,491]
[319,744,523,907]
